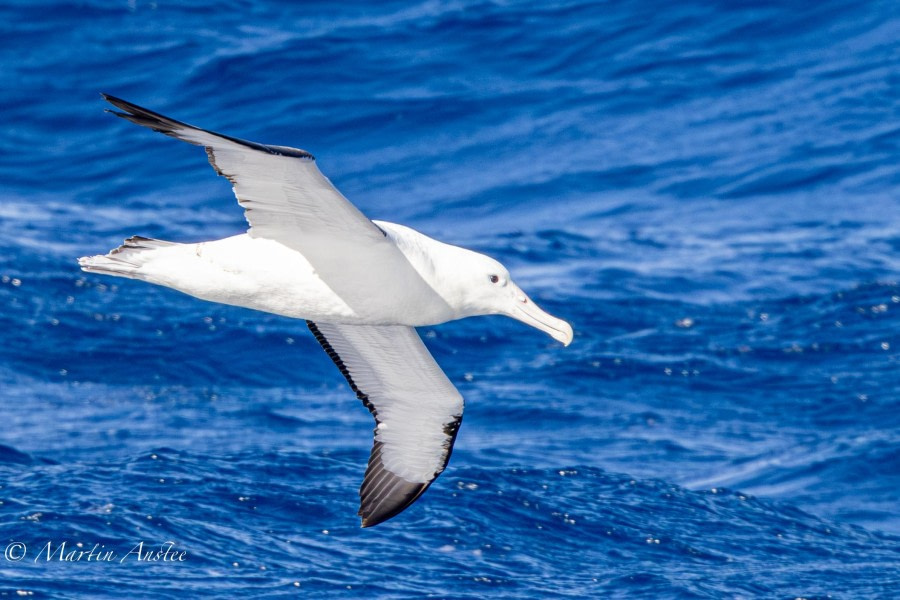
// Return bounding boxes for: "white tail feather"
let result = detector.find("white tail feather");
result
[78,236,177,279]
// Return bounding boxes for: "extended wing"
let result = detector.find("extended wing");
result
[102,94,448,318]
[307,321,464,527]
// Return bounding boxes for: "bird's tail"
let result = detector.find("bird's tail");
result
[78,236,177,279]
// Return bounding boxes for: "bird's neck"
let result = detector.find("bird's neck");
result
[375,220,474,321]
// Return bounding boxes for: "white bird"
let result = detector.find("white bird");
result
[80,95,573,527]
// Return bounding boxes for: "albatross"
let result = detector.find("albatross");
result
[79,95,574,527]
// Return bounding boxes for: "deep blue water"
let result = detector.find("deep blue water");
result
[1,0,899,597]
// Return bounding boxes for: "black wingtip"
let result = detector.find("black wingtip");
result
[99,93,196,140]
[101,93,144,114]
[99,92,316,160]
[360,517,378,528]
[359,481,432,528]
[100,94,126,114]
[357,439,438,528]
[104,109,134,121]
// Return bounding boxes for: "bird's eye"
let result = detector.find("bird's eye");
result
[489,275,500,284]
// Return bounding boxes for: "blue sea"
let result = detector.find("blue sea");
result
[1,0,899,597]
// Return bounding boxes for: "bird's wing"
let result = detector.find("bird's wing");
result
[102,95,443,315]
[307,321,464,527]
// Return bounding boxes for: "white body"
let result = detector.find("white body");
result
[112,221,455,325]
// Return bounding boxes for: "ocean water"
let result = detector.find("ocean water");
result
[1,0,899,597]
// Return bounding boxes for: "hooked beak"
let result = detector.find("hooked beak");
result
[507,285,573,346]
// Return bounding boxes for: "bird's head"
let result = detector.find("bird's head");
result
[444,248,574,346]
[376,221,573,345]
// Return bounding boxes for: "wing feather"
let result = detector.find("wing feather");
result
[101,94,445,317]
[307,321,464,527]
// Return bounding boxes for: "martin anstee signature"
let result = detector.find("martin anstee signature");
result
[3,540,187,564]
